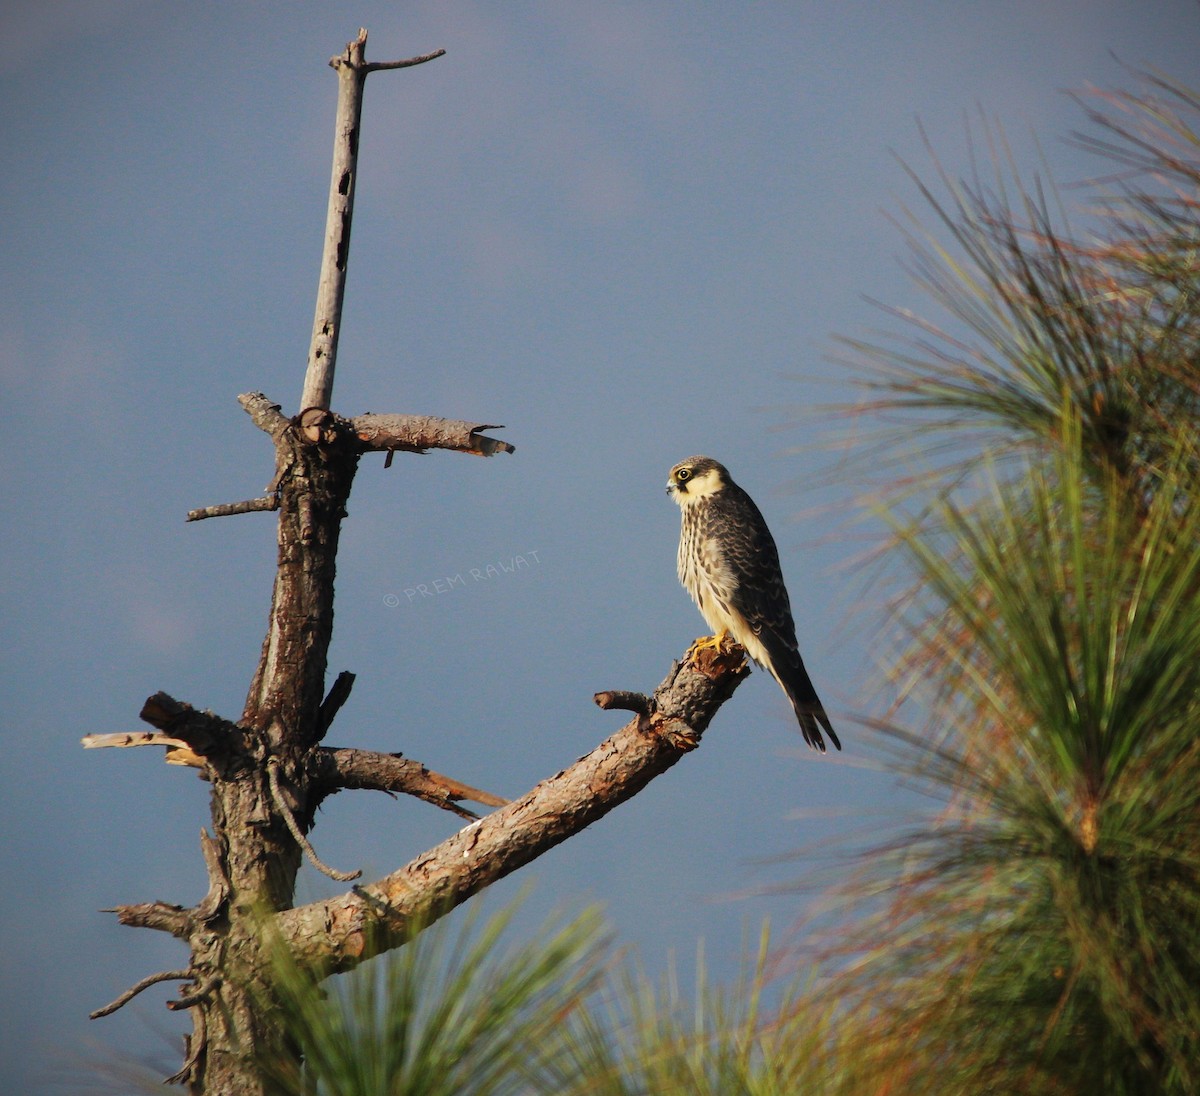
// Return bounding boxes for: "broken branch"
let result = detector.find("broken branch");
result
[81,731,189,750]
[593,690,652,715]
[239,391,291,437]
[137,691,245,762]
[104,901,192,937]
[186,495,280,522]
[317,671,356,739]
[315,746,508,817]
[351,413,514,456]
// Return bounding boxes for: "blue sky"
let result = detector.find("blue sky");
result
[3,2,1198,1089]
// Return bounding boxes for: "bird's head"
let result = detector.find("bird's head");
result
[667,456,728,504]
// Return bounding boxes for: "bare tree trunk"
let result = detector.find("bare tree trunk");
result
[193,409,360,1093]
[84,30,749,1093]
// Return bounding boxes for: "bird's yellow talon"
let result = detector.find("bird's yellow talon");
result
[686,631,729,658]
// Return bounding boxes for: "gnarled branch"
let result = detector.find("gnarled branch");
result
[192,396,513,522]
[195,829,230,924]
[163,1006,206,1087]
[167,976,220,1011]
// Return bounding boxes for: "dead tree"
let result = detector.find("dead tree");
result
[84,30,748,1094]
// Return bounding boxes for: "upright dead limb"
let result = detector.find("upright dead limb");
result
[301,30,446,413]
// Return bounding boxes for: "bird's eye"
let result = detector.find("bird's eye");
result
[677,468,691,482]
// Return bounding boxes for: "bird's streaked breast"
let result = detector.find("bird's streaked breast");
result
[678,497,748,647]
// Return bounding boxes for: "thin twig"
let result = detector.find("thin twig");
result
[267,759,361,881]
[186,495,279,522]
[163,1006,206,1086]
[167,976,220,1011]
[362,48,446,73]
[90,969,193,1019]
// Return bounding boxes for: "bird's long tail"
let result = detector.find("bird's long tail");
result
[780,663,840,753]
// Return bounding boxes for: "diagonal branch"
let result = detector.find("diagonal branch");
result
[276,643,749,973]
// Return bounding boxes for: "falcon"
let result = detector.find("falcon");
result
[667,455,840,752]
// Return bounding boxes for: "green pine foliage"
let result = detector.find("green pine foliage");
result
[824,432,1200,1094]
[260,900,608,1096]
[261,911,837,1096]
[819,72,1200,1095]
[527,930,835,1096]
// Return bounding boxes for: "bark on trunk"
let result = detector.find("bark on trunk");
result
[188,419,359,1094]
